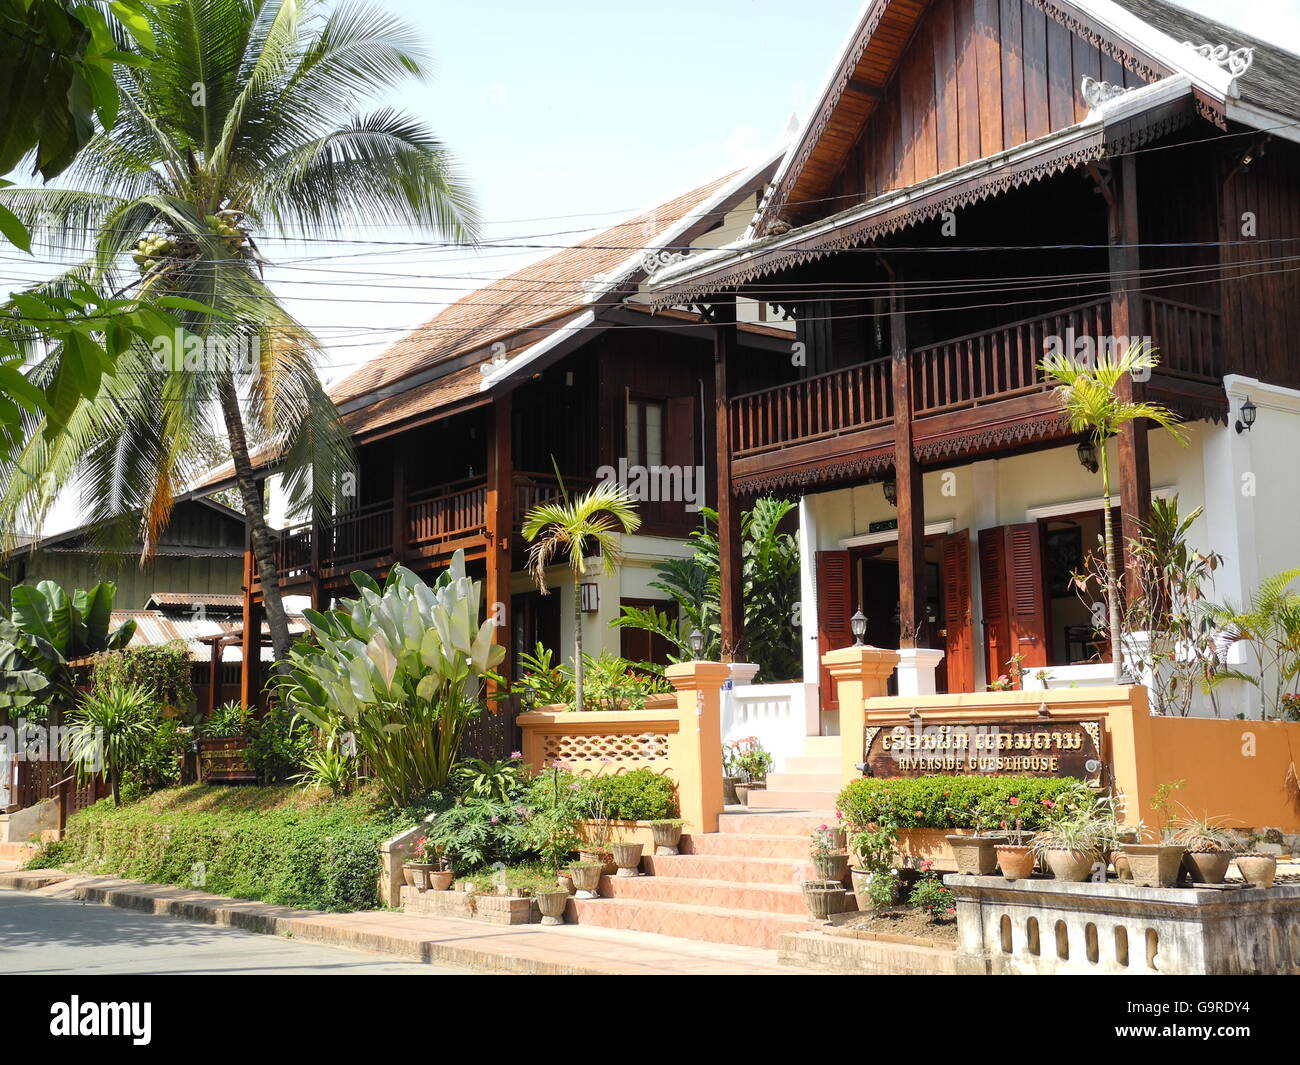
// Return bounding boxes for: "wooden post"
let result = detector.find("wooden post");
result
[664,660,729,834]
[485,394,513,667]
[240,557,264,711]
[391,444,408,564]
[713,298,744,661]
[207,636,222,715]
[891,284,926,649]
[1109,153,1151,595]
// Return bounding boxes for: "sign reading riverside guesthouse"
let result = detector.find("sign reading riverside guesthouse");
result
[863,719,1105,785]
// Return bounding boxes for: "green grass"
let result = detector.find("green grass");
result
[25,784,427,912]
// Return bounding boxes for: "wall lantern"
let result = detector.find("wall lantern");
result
[580,582,599,613]
[688,628,705,658]
[1236,397,1257,434]
[882,479,898,507]
[1076,439,1099,474]
[850,609,868,646]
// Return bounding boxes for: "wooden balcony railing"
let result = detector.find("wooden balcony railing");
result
[409,476,487,548]
[910,299,1111,415]
[512,471,596,516]
[727,295,1224,456]
[730,357,894,458]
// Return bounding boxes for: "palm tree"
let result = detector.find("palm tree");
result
[1041,341,1186,681]
[0,0,477,660]
[67,683,157,806]
[522,481,640,710]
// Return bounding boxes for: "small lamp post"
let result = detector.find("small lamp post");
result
[688,628,705,659]
[850,609,868,647]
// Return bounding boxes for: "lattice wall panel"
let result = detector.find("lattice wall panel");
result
[540,730,671,776]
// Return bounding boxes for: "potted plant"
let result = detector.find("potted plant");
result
[944,814,1007,876]
[611,840,644,877]
[848,822,898,907]
[1235,843,1279,889]
[403,836,453,892]
[648,818,684,855]
[801,880,847,923]
[568,860,603,899]
[1031,808,1101,883]
[1121,780,1187,888]
[530,872,571,925]
[721,743,743,805]
[810,824,849,883]
[994,796,1039,881]
[731,737,773,805]
[1171,813,1238,885]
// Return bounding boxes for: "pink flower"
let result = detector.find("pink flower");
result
[1042,799,1056,808]
[510,751,523,759]
[1008,796,1021,806]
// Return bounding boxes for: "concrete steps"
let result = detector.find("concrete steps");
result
[597,873,824,916]
[718,810,837,835]
[784,755,841,774]
[681,831,809,859]
[643,853,808,885]
[763,771,843,793]
[0,841,39,864]
[746,788,841,810]
[568,896,816,950]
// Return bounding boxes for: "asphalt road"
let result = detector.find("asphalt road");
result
[0,888,477,975]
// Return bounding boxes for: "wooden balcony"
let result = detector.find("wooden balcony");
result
[263,471,592,591]
[728,296,1223,485]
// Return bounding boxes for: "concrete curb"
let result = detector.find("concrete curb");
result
[0,871,812,976]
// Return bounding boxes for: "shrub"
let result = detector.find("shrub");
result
[245,704,313,785]
[28,785,423,911]
[584,769,677,821]
[837,776,1090,832]
[909,873,954,920]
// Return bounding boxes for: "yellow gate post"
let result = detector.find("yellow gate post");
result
[665,661,729,835]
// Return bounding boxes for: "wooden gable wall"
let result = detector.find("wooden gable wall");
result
[823,0,1150,217]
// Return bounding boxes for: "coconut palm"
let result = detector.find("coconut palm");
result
[1040,341,1186,681]
[0,0,477,659]
[522,481,640,710]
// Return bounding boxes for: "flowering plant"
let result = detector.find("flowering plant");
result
[725,737,773,783]
[408,836,449,870]
[810,823,846,859]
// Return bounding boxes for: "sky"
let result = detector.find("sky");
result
[17,0,1300,533]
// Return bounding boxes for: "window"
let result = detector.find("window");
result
[627,398,665,467]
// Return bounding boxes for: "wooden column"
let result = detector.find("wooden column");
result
[1108,153,1151,596]
[485,394,513,665]
[391,444,408,565]
[713,298,744,661]
[891,284,926,649]
[240,547,264,710]
[207,637,222,715]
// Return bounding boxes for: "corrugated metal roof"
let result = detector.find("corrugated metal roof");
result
[110,610,305,663]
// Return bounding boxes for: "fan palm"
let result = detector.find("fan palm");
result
[1041,341,1186,681]
[0,0,477,660]
[522,480,640,710]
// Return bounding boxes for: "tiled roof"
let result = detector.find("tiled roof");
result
[1112,0,1300,121]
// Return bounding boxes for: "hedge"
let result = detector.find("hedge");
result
[26,785,422,912]
[836,776,1092,832]
[585,769,677,821]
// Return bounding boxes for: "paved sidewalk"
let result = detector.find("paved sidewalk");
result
[0,871,818,976]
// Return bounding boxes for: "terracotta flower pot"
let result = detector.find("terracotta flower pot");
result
[734,782,765,806]
[995,844,1036,881]
[945,834,1007,876]
[404,863,452,893]
[1045,848,1096,883]
[812,852,850,883]
[556,872,576,895]
[535,890,570,926]
[723,776,742,805]
[651,821,682,855]
[1182,849,1232,885]
[611,841,644,877]
[849,868,872,911]
[801,880,847,923]
[1121,843,1185,888]
[569,863,602,899]
[1235,853,1278,889]
[579,850,617,875]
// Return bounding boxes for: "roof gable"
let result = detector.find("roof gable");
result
[760,0,1284,232]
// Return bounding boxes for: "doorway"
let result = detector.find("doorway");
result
[850,535,947,692]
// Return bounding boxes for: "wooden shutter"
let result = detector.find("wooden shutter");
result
[664,396,696,469]
[1004,522,1049,671]
[978,527,1011,687]
[816,550,853,711]
[941,531,973,693]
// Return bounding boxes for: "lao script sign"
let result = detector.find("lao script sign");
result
[862,719,1105,784]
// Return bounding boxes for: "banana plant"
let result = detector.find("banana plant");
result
[0,581,136,717]
[275,550,504,807]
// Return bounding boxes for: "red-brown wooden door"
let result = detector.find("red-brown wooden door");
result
[979,523,1050,685]
[816,550,853,711]
[941,531,974,693]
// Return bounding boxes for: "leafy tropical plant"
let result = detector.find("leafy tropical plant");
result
[0,0,478,660]
[612,497,801,679]
[451,756,525,804]
[274,551,504,807]
[522,479,640,711]
[293,744,356,797]
[1208,568,1300,720]
[0,580,136,716]
[202,700,253,738]
[1041,341,1186,680]
[90,642,194,713]
[66,682,158,805]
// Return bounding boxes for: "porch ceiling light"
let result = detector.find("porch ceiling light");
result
[688,628,705,658]
[851,609,868,646]
[1236,397,1257,434]
[882,479,898,507]
[1076,439,1099,474]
